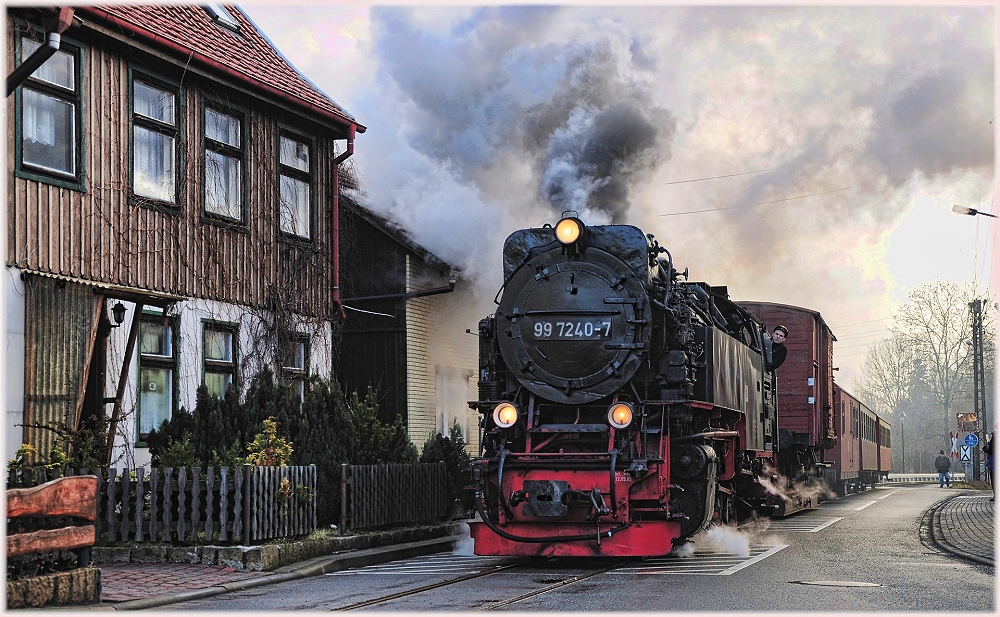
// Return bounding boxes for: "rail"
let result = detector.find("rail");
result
[884,473,967,483]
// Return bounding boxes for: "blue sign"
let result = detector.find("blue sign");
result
[964,433,979,447]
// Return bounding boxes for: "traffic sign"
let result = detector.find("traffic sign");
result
[961,446,972,461]
[964,433,979,447]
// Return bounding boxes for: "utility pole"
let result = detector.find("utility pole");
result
[969,299,986,481]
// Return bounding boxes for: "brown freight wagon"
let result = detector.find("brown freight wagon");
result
[738,302,837,507]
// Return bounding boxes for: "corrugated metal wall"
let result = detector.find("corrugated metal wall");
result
[22,277,103,461]
[5,23,336,318]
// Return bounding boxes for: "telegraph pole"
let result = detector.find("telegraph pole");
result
[969,299,986,481]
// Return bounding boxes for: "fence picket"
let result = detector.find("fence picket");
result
[204,467,216,541]
[162,468,173,543]
[233,466,243,543]
[149,468,159,542]
[219,467,229,542]
[177,467,187,541]
[190,468,200,543]
[106,468,118,542]
[135,468,146,542]
[120,469,132,542]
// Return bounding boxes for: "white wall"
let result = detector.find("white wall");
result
[3,268,334,470]
[4,267,27,462]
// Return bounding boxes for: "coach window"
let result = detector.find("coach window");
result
[131,73,180,206]
[16,34,83,189]
[281,335,310,401]
[203,105,245,224]
[278,132,313,240]
[138,312,177,441]
[204,322,238,398]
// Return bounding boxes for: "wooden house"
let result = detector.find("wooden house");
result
[4,5,364,465]
[337,198,480,454]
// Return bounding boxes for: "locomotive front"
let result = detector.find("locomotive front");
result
[470,215,775,557]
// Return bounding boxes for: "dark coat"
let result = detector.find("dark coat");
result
[770,342,787,371]
[934,455,952,473]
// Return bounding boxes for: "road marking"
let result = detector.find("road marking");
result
[718,545,788,575]
[764,516,842,532]
[876,490,900,500]
[610,544,788,576]
[854,501,876,511]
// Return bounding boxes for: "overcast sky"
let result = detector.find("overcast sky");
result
[241,3,997,387]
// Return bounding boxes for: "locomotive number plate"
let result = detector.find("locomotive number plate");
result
[531,319,612,341]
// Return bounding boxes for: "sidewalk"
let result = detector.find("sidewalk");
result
[928,490,995,567]
[47,489,996,611]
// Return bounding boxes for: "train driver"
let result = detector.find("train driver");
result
[769,325,789,371]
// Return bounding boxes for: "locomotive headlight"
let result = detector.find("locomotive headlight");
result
[608,402,634,429]
[492,402,519,428]
[555,217,584,245]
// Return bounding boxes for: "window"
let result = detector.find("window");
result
[17,35,82,185]
[138,314,176,440]
[204,106,244,222]
[131,74,179,204]
[278,133,313,239]
[203,323,237,398]
[204,4,241,32]
[281,335,309,401]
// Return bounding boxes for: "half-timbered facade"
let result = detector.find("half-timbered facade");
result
[4,5,364,466]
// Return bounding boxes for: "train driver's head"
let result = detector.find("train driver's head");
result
[773,325,788,342]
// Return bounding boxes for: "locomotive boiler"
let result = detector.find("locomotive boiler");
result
[468,215,782,557]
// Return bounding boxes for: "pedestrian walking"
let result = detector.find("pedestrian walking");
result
[934,450,952,488]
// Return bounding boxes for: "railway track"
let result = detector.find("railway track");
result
[329,557,640,611]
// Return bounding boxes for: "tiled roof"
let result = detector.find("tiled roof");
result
[76,4,363,132]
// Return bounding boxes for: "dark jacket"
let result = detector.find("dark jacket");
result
[934,455,951,473]
[770,342,787,371]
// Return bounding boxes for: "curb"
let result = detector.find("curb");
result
[97,534,463,610]
[928,494,995,568]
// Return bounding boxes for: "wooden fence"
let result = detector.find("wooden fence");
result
[7,465,316,545]
[343,462,448,530]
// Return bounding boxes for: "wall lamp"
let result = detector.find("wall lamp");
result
[110,302,127,327]
[952,204,997,218]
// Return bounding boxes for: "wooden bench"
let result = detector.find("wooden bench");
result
[7,476,98,566]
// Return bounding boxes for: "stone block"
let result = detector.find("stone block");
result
[6,567,100,609]
[259,544,281,570]
[92,546,131,564]
[244,546,263,571]
[131,545,168,563]
[167,546,202,564]
[202,546,220,565]
[218,546,246,569]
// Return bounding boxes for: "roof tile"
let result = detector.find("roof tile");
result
[81,4,361,130]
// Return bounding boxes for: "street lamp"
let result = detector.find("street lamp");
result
[952,204,998,218]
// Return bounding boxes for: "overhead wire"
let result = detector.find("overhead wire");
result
[660,167,777,185]
[660,185,858,217]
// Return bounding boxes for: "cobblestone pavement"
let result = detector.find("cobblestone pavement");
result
[932,491,995,566]
[98,563,274,602]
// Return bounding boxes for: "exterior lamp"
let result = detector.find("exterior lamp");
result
[952,205,997,218]
[111,302,127,327]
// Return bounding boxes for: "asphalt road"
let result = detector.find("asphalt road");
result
[162,485,995,612]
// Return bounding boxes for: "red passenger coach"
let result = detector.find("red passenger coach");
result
[877,416,892,481]
[830,385,863,494]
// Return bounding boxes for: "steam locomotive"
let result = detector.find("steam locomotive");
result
[468,215,788,557]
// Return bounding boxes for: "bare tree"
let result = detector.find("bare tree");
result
[853,331,916,418]
[894,280,977,434]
